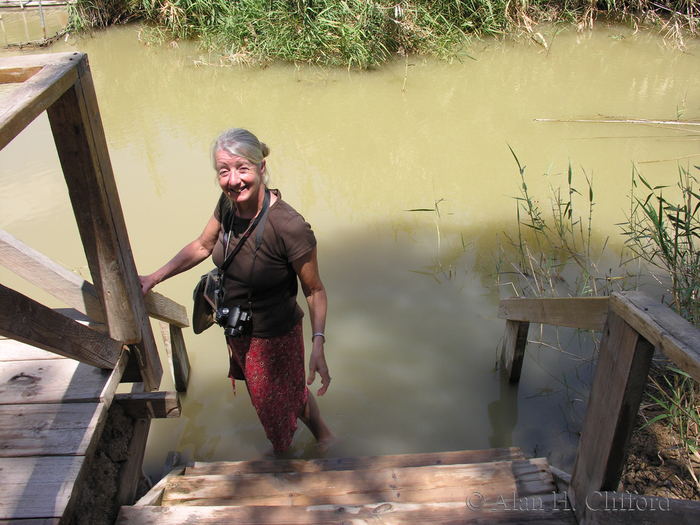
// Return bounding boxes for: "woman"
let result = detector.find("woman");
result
[139,128,333,453]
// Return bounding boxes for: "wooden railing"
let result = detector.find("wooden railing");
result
[499,291,700,524]
[0,52,190,393]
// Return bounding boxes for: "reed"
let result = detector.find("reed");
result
[67,0,700,68]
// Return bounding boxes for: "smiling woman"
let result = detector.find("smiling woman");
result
[139,128,335,454]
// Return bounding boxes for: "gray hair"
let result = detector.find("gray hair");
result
[212,128,270,184]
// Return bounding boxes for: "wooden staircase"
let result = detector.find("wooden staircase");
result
[117,448,577,524]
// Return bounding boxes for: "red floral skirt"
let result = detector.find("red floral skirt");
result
[226,321,308,453]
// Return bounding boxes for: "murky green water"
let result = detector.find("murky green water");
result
[1,12,699,480]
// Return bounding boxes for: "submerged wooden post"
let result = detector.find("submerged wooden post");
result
[569,309,655,522]
[500,320,529,382]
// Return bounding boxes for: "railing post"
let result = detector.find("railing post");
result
[569,309,654,522]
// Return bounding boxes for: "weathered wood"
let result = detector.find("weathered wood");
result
[0,456,87,520]
[45,55,162,390]
[134,467,186,507]
[0,53,84,152]
[116,418,152,508]
[163,459,555,507]
[0,66,43,85]
[610,291,700,383]
[0,337,63,361]
[0,284,122,369]
[53,308,108,334]
[584,492,700,524]
[570,309,655,523]
[498,297,609,331]
[146,294,189,328]
[159,323,190,392]
[0,228,105,323]
[114,391,181,419]
[500,319,530,382]
[186,447,525,476]
[0,353,122,406]
[0,401,106,457]
[119,499,577,524]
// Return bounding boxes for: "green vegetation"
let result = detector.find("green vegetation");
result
[68,0,700,68]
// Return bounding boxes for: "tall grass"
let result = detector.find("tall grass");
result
[67,0,700,68]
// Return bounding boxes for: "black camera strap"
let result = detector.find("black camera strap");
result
[216,189,271,308]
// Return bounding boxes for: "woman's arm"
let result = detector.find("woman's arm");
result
[292,246,330,396]
[139,214,221,295]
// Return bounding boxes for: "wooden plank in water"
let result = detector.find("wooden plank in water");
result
[0,358,112,405]
[163,458,555,507]
[119,499,577,524]
[498,297,609,331]
[0,401,106,457]
[0,456,86,520]
[186,448,525,476]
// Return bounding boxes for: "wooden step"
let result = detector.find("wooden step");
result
[119,498,577,524]
[185,447,525,476]
[162,458,555,507]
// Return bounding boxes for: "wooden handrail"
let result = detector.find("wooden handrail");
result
[498,291,700,523]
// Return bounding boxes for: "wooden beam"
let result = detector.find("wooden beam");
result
[611,291,700,383]
[116,418,151,508]
[498,297,609,331]
[114,391,181,419]
[0,65,42,84]
[0,53,84,151]
[159,322,190,392]
[570,309,655,523]
[45,54,161,391]
[500,319,530,382]
[584,492,700,524]
[0,284,122,369]
[145,293,189,328]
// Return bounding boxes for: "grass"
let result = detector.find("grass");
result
[66,0,700,68]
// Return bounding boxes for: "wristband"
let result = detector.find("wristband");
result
[312,333,325,343]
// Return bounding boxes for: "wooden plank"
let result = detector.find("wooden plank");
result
[119,499,577,524]
[159,323,190,393]
[0,225,188,327]
[0,66,42,84]
[0,456,86,520]
[0,284,122,369]
[498,297,609,331]
[186,448,526,476]
[500,320,530,382]
[0,53,84,152]
[114,391,181,419]
[611,291,700,383]
[163,459,555,507]
[0,228,105,323]
[570,309,655,523]
[585,492,700,524]
[0,358,113,405]
[0,401,106,457]
[0,519,60,525]
[53,309,107,334]
[116,418,151,508]
[45,59,162,390]
[0,338,63,362]
[133,467,186,507]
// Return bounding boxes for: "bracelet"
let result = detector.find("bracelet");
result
[312,333,325,343]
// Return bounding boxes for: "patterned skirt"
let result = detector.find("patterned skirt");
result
[226,321,308,453]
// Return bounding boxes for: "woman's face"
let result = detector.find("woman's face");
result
[215,149,265,215]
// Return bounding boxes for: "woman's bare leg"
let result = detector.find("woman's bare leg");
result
[299,391,335,443]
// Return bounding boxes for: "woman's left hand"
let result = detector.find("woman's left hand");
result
[308,342,331,396]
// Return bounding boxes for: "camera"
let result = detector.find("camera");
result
[215,305,252,338]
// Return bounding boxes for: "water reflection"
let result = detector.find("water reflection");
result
[0,21,698,480]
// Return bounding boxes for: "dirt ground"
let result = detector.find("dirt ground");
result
[620,367,700,501]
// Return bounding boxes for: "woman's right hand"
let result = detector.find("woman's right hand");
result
[138,274,158,296]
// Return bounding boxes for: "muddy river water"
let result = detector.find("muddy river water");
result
[1,10,699,480]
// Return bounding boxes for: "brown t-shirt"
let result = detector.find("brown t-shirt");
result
[211,190,316,337]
